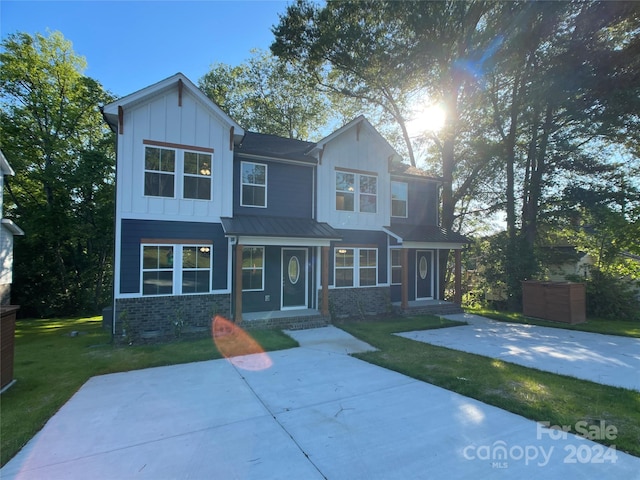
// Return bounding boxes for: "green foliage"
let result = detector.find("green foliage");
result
[198,49,329,140]
[0,31,115,317]
[567,270,640,322]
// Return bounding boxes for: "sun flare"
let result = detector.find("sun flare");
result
[406,104,446,136]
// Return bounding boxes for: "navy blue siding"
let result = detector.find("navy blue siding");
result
[392,179,439,227]
[329,229,389,285]
[120,219,228,294]
[241,246,315,313]
[234,158,314,218]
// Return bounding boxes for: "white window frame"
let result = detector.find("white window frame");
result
[143,141,214,201]
[242,246,265,291]
[144,146,176,198]
[241,161,268,208]
[390,248,402,285]
[335,170,377,213]
[183,150,212,200]
[181,245,212,294]
[391,181,408,218]
[333,247,378,288]
[141,243,213,296]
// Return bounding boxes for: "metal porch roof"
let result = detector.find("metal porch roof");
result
[221,216,341,240]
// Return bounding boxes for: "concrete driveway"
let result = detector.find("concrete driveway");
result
[397,313,640,391]
[2,325,639,479]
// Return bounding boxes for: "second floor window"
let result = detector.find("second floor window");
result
[335,170,377,213]
[184,152,212,200]
[145,147,175,197]
[391,181,408,217]
[241,162,267,207]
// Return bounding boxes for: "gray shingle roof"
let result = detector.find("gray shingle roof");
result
[236,132,316,163]
[221,215,342,239]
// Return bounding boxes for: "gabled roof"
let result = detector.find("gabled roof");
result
[384,224,469,245]
[306,115,402,163]
[221,215,341,240]
[236,132,316,164]
[102,73,244,142]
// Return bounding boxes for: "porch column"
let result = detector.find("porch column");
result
[401,248,409,310]
[454,248,462,305]
[321,246,329,316]
[235,243,243,324]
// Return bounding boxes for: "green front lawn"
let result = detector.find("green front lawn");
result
[469,308,640,338]
[337,315,640,458]
[1,316,297,467]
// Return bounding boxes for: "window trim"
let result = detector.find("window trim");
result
[142,140,214,201]
[140,243,213,296]
[242,246,265,291]
[240,161,268,208]
[333,247,378,288]
[144,145,176,198]
[391,181,408,218]
[335,169,378,213]
[390,248,402,285]
[183,150,213,200]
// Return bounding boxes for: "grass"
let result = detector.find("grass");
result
[468,308,640,338]
[337,315,640,458]
[1,316,297,467]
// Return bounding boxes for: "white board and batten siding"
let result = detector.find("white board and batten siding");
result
[316,125,393,230]
[117,86,234,223]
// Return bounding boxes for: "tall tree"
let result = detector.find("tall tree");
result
[199,50,329,140]
[0,31,115,316]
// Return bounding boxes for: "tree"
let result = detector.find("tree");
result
[272,0,508,297]
[0,31,115,316]
[198,50,329,140]
[485,1,640,307]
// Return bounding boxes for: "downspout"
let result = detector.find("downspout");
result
[99,105,119,337]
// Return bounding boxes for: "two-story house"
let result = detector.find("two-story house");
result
[102,74,467,341]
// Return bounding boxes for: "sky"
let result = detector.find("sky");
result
[1,0,291,98]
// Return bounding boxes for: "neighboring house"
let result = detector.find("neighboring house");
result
[0,151,24,306]
[102,73,467,339]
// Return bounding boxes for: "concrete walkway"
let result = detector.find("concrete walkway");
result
[2,325,639,479]
[397,313,640,391]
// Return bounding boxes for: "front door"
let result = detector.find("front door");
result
[282,248,307,309]
[416,250,433,300]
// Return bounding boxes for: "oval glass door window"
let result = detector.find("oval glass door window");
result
[419,256,428,279]
[288,256,300,284]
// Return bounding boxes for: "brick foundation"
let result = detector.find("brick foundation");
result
[322,286,392,320]
[114,294,231,344]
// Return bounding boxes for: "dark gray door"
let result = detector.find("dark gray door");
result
[282,248,307,309]
[416,250,433,299]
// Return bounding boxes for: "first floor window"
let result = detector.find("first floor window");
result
[334,247,378,287]
[242,246,264,290]
[335,248,355,287]
[359,249,377,286]
[391,249,402,284]
[142,243,212,295]
[182,246,211,293]
[142,245,174,295]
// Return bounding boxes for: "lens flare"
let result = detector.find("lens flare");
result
[212,315,273,371]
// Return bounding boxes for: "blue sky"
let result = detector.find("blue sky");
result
[1,0,291,97]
